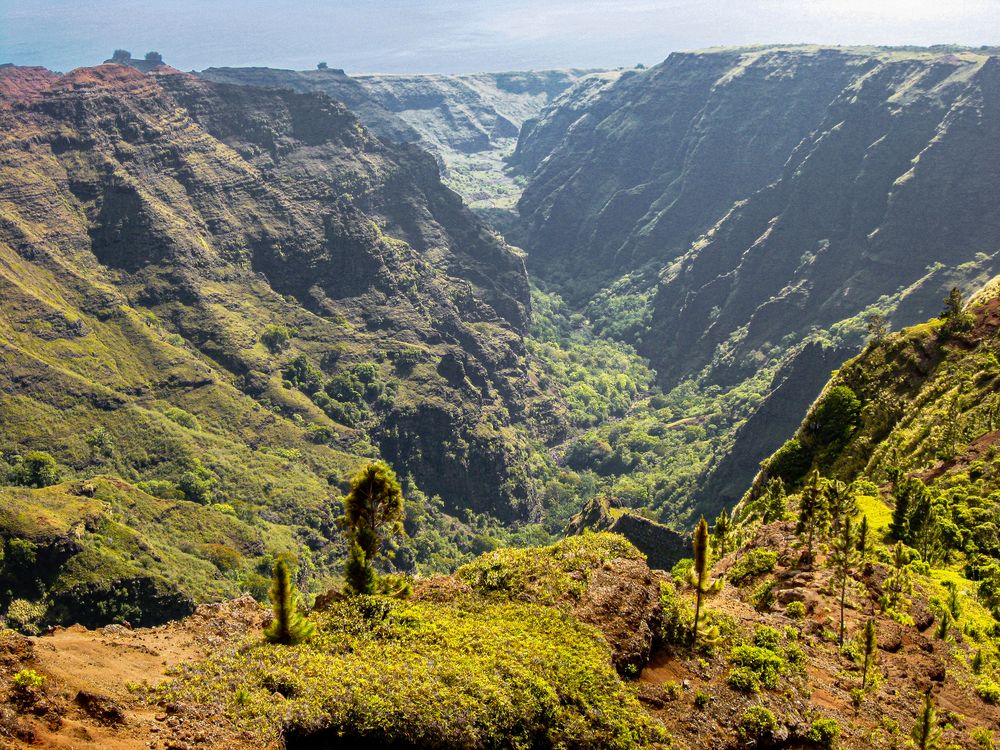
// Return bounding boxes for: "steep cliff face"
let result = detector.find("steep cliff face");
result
[515,47,1000,518]
[198,67,596,210]
[647,51,1000,388]
[516,49,871,297]
[0,63,539,523]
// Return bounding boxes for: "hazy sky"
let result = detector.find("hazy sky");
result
[3,0,1000,74]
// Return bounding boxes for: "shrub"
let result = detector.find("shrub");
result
[768,438,812,483]
[164,407,199,430]
[728,666,761,692]
[977,677,1000,704]
[752,579,776,611]
[660,578,693,645]
[282,355,323,395]
[178,459,216,504]
[973,727,996,749]
[784,643,806,669]
[8,451,60,488]
[730,644,784,689]
[136,479,183,499]
[197,543,243,572]
[155,597,669,748]
[459,533,641,605]
[729,548,778,584]
[807,717,840,747]
[307,424,335,444]
[4,599,46,635]
[810,385,861,449]
[786,600,806,619]
[694,690,711,709]
[739,706,777,740]
[12,669,44,691]
[752,625,782,651]
[261,324,292,353]
[671,557,694,584]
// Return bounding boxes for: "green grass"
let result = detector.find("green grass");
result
[856,494,892,533]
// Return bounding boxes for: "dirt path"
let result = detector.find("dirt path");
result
[3,597,271,750]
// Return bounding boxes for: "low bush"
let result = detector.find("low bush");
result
[977,677,1000,704]
[739,706,777,741]
[729,548,778,584]
[752,625,782,651]
[730,644,785,689]
[806,716,840,747]
[12,669,44,691]
[728,666,761,692]
[154,596,669,748]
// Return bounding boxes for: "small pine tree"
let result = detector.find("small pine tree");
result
[263,559,314,645]
[711,509,733,560]
[861,617,877,690]
[690,517,721,645]
[826,480,857,536]
[341,461,405,595]
[890,479,911,542]
[880,542,913,615]
[830,514,858,645]
[973,648,985,675]
[866,313,889,344]
[911,688,943,750]
[761,477,787,523]
[748,477,787,524]
[797,469,828,566]
[940,287,974,334]
[935,608,951,640]
[857,515,870,563]
[945,581,961,620]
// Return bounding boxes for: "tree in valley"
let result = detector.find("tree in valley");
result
[861,617,877,690]
[264,559,314,645]
[8,451,60,488]
[341,461,405,595]
[911,688,943,750]
[796,469,828,565]
[830,514,858,645]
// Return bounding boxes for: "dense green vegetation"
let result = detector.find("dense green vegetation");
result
[526,284,782,526]
[753,286,1000,613]
[153,533,669,749]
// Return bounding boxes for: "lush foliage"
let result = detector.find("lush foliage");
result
[155,595,669,748]
[457,532,642,606]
